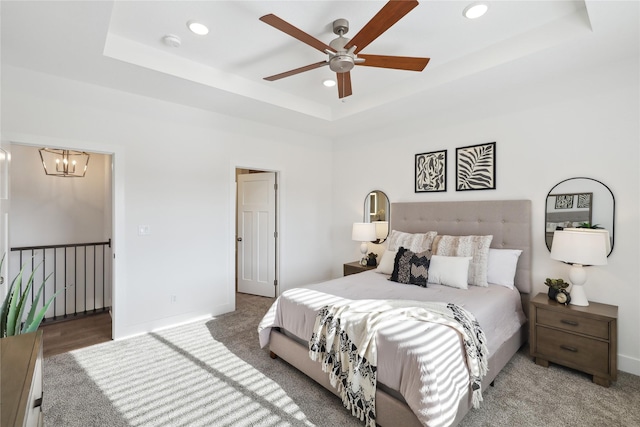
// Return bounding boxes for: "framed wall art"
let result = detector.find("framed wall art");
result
[577,193,592,209]
[555,194,575,209]
[415,150,447,193]
[456,142,496,191]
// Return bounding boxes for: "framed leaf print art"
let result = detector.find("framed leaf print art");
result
[415,150,446,193]
[456,142,496,191]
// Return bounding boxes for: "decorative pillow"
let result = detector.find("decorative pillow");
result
[389,247,431,287]
[387,230,438,253]
[432,235,493,287]
[409,251,430,287]
[375,249,397,275]
[427,255,472,290]
[487,248,523,289]
[390,247,412,284]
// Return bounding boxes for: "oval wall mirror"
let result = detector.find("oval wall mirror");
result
[364,190,390,243]
[545,177,614,255]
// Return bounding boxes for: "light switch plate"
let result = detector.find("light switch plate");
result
[138,225,151,236]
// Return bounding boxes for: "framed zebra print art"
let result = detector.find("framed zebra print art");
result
[456,142,496,191]
[415,150,447,193]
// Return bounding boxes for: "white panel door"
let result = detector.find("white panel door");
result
[0,141,10,299]
[237,172,276,297]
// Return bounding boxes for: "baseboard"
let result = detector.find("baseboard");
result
[618,354,640,376]
[114,313,214,341]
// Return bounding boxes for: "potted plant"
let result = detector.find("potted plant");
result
[366,252,378,266]
[0,253,60,337]
[544,278,569,301]
[576,222,603,229]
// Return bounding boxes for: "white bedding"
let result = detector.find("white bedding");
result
[258,271,526,427]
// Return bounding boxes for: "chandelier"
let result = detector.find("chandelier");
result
[39,148,90,178]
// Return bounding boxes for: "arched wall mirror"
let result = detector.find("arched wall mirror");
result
[545,177,615,255]
[363,190,390,244]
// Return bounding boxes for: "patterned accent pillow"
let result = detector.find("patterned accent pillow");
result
[389,247,431,287]
[409,251,430,287]
[432,235,493,287]
[390,247,412,284]
[387,230,438,253]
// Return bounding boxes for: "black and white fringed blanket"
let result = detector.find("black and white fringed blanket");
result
[308,299,489,427]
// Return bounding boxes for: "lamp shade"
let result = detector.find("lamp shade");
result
[550,229,608,266]
[352,222,376,242]
[564,227,612,256]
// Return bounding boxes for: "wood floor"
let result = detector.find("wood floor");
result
[39,311,112,358]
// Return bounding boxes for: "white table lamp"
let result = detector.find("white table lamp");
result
[352,222,376,265]
[550,229,609,306]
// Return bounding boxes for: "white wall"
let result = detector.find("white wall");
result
[10,144,111,246]
[331,56,640,375]
[2,66,335,339]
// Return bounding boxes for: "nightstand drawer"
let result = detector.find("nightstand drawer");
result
[537,308,609,340]
[536,326,609,373]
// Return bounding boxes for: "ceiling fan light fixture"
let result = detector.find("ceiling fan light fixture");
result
[329,54,355,73]
[187,20,209,35]
[463,2,489,19]
[259,1,429,99]
[323,79,336,87]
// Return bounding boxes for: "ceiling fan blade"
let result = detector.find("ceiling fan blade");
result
[264,61,328,81]
[260,14,336,54]
[337,72,352,99]
[344,0,419,53]
[357,54,429,71]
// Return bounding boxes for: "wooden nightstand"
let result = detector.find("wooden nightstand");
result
[529,292,618,387]
[343,261,376,276]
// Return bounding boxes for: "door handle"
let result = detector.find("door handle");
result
[237,237,242,242]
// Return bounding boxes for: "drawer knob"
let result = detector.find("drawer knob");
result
[560,319,579,326]
[560,345,578,353]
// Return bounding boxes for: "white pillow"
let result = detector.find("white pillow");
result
[432,235,493,287]
[427,255,472,290]
[387,230,438,253]
[375,249,397,275]
[487,248,523,289]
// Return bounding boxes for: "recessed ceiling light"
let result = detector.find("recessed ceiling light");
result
[187,20,209,35]
[323,79,336,87]
[463,2,489,19]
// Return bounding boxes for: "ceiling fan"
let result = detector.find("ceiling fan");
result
[260,0,430,99]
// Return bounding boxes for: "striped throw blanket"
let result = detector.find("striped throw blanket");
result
[308,299,488,427]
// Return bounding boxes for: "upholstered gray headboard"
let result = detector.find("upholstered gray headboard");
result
[390,200,532,296]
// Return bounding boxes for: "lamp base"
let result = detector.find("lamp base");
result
[360,241,368,266]
[569,284,589,306]
[568,264,589,306]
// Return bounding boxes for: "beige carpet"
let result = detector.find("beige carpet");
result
[43,293,640,426]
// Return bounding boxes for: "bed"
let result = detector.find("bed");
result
[258,200,532,427]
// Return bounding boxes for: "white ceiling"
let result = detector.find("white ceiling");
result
[1,1,638,138]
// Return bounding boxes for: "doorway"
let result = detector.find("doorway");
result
[6,143,114,344]
[235,168,278,298]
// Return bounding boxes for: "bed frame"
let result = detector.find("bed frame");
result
[269,200,532,427]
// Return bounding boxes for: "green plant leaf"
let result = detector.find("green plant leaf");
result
[10,266,41,336]
[22,272,52,331]
[5,267,26,337]
[1,254,61,337]
[22,289,62,334]
[13,263,43,335]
